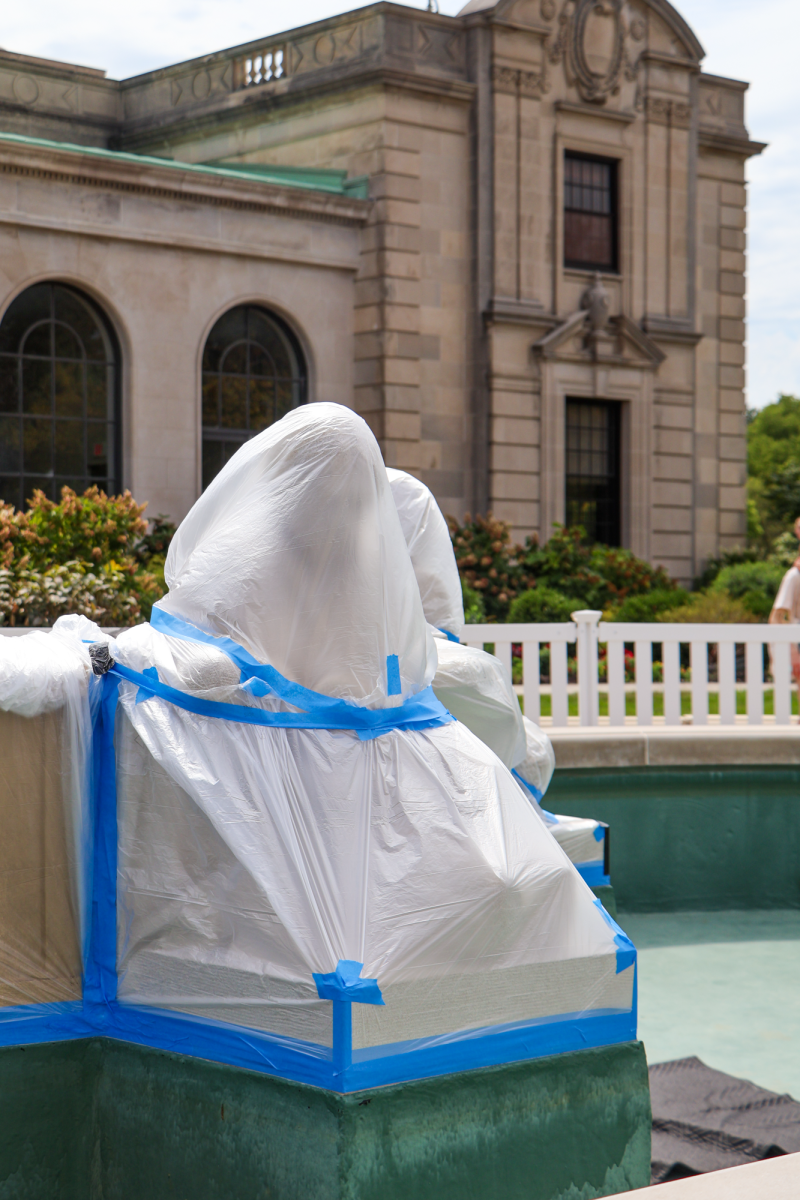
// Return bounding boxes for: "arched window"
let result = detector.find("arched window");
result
[0,282,120,509]
[201,304,306,489]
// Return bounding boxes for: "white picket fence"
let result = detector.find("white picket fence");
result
[461,611,800,728]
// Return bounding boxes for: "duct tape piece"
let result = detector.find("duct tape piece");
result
[313,961,385,1006]
[594,899,637,975]
[576,862,611,888]
[512,767,544,804]
[438,628,460,643]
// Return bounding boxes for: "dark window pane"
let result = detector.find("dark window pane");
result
[221,342,247,375]
[0,358,19,413]
[86,364,110,419]
[0,284,120,501]
[202,308,247,370]
[87,423,109,477]
[202,305,306,490]
[0,477,22,508]
[22,359,52,415]
[22,322,51,357]
[248,343,275,378]
[23,418,53,476]
[201,376,219,427]
[55,361,84,417]
[249,379,274,431]
[0,417,20,472]
[564,153,617,270]
[564,211,613,269]
[565,400,620,545]
[54,322,83,360]
[55,420,84,475]
[0,286,51,354]
[54,286,110,361]
[220,377,247,429]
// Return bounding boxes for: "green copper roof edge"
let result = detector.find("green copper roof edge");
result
[202,160,369,199]
[0,130,369,200]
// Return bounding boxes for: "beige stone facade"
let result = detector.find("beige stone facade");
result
[0,0,763,579]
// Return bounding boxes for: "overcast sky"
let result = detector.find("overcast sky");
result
[4,0,797,410]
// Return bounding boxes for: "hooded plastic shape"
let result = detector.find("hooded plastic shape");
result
[109,404,630,1058]
[160,408,436,709]
[386,469,464,638]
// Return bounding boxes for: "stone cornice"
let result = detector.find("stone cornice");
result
[698,129,767,159]
[0,138,370,226]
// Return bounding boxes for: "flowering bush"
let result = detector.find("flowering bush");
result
[448,513,528,621]
[0,487,172,626]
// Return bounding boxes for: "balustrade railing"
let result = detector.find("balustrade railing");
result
[462,613,800,729]
[233,43,288,90]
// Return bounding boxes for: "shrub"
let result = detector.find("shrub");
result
[708,560,785,620]
[508,586,582,624]
[447,513,526,621]
[461,579,485,624]
[607,588,690,623]
[658,591,757,623]
[519,524,677,610]
[0,487,173,626]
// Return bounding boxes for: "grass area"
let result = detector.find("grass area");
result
[533,690,799,720]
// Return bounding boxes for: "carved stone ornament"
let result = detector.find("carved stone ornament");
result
[541,0,556,18]
[581,272,611,331]
[571,0,625,104]
[546,0,644,106]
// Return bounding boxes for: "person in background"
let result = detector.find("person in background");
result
[769,515,800,690]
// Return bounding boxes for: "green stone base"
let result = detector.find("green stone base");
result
[0,1037,651,1200]
[549,765,800,911]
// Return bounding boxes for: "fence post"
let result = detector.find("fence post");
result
[572,610,602,727]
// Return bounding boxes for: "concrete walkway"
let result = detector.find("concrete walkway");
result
[607,1152,800,1199]
[617,910,800,1099]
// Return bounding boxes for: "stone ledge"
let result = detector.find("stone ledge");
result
[549,725,800,769]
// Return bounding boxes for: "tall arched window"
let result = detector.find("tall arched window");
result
[202,304,307,489]
[0,282,120,509]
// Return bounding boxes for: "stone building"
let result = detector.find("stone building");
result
[0,0,763,579]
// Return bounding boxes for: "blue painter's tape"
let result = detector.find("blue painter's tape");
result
[134,666,160,704]
[146,607,453,740]
[438,628,460,643]
[386,654,401,696]
[313,961,384,1006]
[575,862,611,888]
[511,768,544,803]
[593,823,608,842]
[593,899,637,975]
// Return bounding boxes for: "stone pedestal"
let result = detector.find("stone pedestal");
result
[0,1037,650,1199]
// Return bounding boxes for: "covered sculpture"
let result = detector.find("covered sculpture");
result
[0,404,632,1088]
[387,467,609,885]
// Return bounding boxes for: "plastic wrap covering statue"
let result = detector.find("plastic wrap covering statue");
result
[109,404,630,1060]
[0,616,109,1008]
[386,467,464,641]
[386,469,607,883]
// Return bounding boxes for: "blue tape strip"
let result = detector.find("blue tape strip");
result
[438,628,460,643]
[111,662,451,742]
[576,862,611,888]
[0,999,635,1092]
[593,899,637,975]
[593,823,607,843]
[313,960,384,1006]
[147,607,452,740]
[386,655,401,696]
[511,768,544,803]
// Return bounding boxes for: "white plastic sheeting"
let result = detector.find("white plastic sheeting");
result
[386,468,464,638]
[0,616,107,1004]
[385,469,604,872]
[112,404,629,1047]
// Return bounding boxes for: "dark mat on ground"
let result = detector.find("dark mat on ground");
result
[649,1056,800,1184]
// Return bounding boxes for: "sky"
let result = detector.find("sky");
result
[3,0,798,410]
